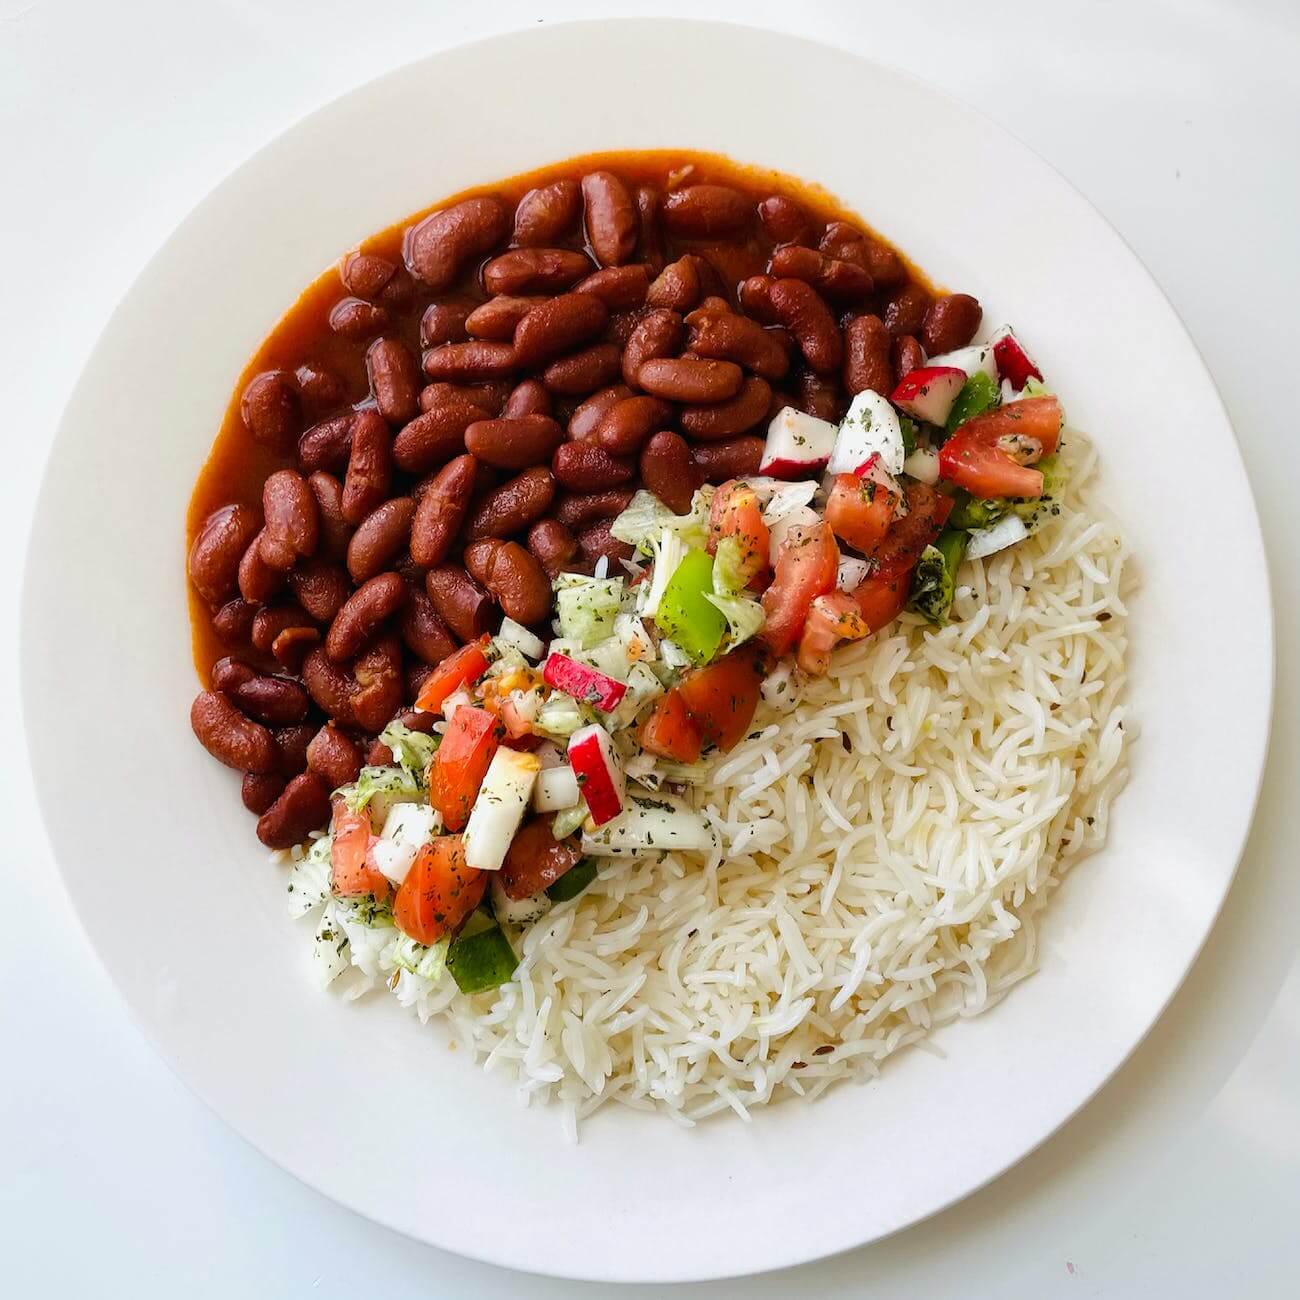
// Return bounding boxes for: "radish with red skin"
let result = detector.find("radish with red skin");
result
[542,653,628,712]
[991,327,1043,389]
[759,407,837,480]
[889,365,966,426]
[827,388,906,476]
[567,724,626,826]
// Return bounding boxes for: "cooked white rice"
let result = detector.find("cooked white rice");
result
[287,430,1131,1132]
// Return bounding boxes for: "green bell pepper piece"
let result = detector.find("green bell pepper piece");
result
[546,856,599,902]
[654,547,726,664]
[942,371,1000,439]
[947,492,1006,531]
[448,922,517,994]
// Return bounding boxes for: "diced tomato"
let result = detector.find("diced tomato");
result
[823,459,903,555]
[430,705,503,832]
[872,481,954,577]
[330,803,390,900]
[639,688,704,762]
[414,636,491,714]
[760,520,840,656]
[393,834,486,945]
[708,479,770,584]
[676,645,764,752]
[498,818,583,901]
[852,569,913,634]
[938,396,1062,499]
[498,691,539,739]
[796,592,871,675]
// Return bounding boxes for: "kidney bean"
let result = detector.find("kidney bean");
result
[501,379,552,418]
[252,603,316,654]
[398,705,437,735]
[768,245,873,302]
[552,441,636,493]
[512,178,582,246]
[421,381,509,416]
[191,690,278,773]
[796,369,844,423]
[392,400,480,474]
[325,572,406,662]
[646,256,701,313]
[769,278,842,373]
[482,248,592,295]
[817,221,868,269]
[892,334,926,381]
[684,295,731,325]
[404,196,509,291]
[289,559,353,623]
[639,430,702,513]
[422,340,518,383]
[400,586,458,664]
[212,598,257,644]
[366,737,395,766]
[581,171,637,267]
[922,293,982,354]
[622,309,684,388]
[302,647,359,725]
[827,228,906,290]
[410,453,478,565]
[595,395,672,456]
[420,299,473,348]
[465,295,546,341]
[307,471,353,560]
[526,518,579,577]
[379,266,415,308]
[465,465,556,539]
[241,371,300,449]
[883,283,932,337]
[329,297,389,339]
[306,723,363,789]
[271,625,321,672]
[635,185,666,275]
[635,357,743,403]
[686,311,790,381]
[189,503,261,603]
[679,376,772,440]
[843,314,893,396]
[464,539,551,625]
[231,674,311,725]
[365,337,420,425]
[345,498,414,582]
[258,470,319,570]
[426,564,496,642]
[692,435,764,483]
[257,771,332,849]
[573,264,649,310]
[297,411,354,474]
[341,408,392,524]
[738,274,778,324]
[513,293,608,367]
[242,771,286,816]
[662,185,752,237]
[554,488,635,532]
[568,384,632,441]
[542,342,622,396]
[342,252,394,298]
[210,656,255,692]
[758,194,814,245]
[274,723,316,775]
[464,414,564,469]
[294,363,347,414]
[238,530,284,604]
[577,519,635,567]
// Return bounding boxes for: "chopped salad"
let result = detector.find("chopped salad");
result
[299,325,1066,996]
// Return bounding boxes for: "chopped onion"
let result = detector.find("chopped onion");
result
[902,446,940,485]
[965,512,1030,559]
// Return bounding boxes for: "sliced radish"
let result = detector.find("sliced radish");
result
[462,747,540,872]
[760,407,838,479]
[490,875,552,927]
[369,801,439,885]
[542,652,628,712]
[567,724,626,827]
[990,325,1042,389]
[888,366,967,427]
[927,343,997,382]
[533,764,580,812]
[828,389,905,475]
[496,616,545,661]
[965,513,1030,559]
[902,445,940,484]
[836,555,871,591]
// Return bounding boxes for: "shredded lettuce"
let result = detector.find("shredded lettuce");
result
[391,934,450,980]
[378,720,436,783]
[610,487,711,552]
[554,572,624,648]
[551,802,589,840]
[706,535,766,650]
[1010,452,1066,530]
[636,528,688,619]
[287,833,334,918]
[535,693,587,740]
[343,764,421,813]
[712,536,747,597]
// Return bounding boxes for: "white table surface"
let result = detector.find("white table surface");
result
[3,0,1297,1294]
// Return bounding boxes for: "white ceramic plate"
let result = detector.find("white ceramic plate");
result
[23,18,1272,1284]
